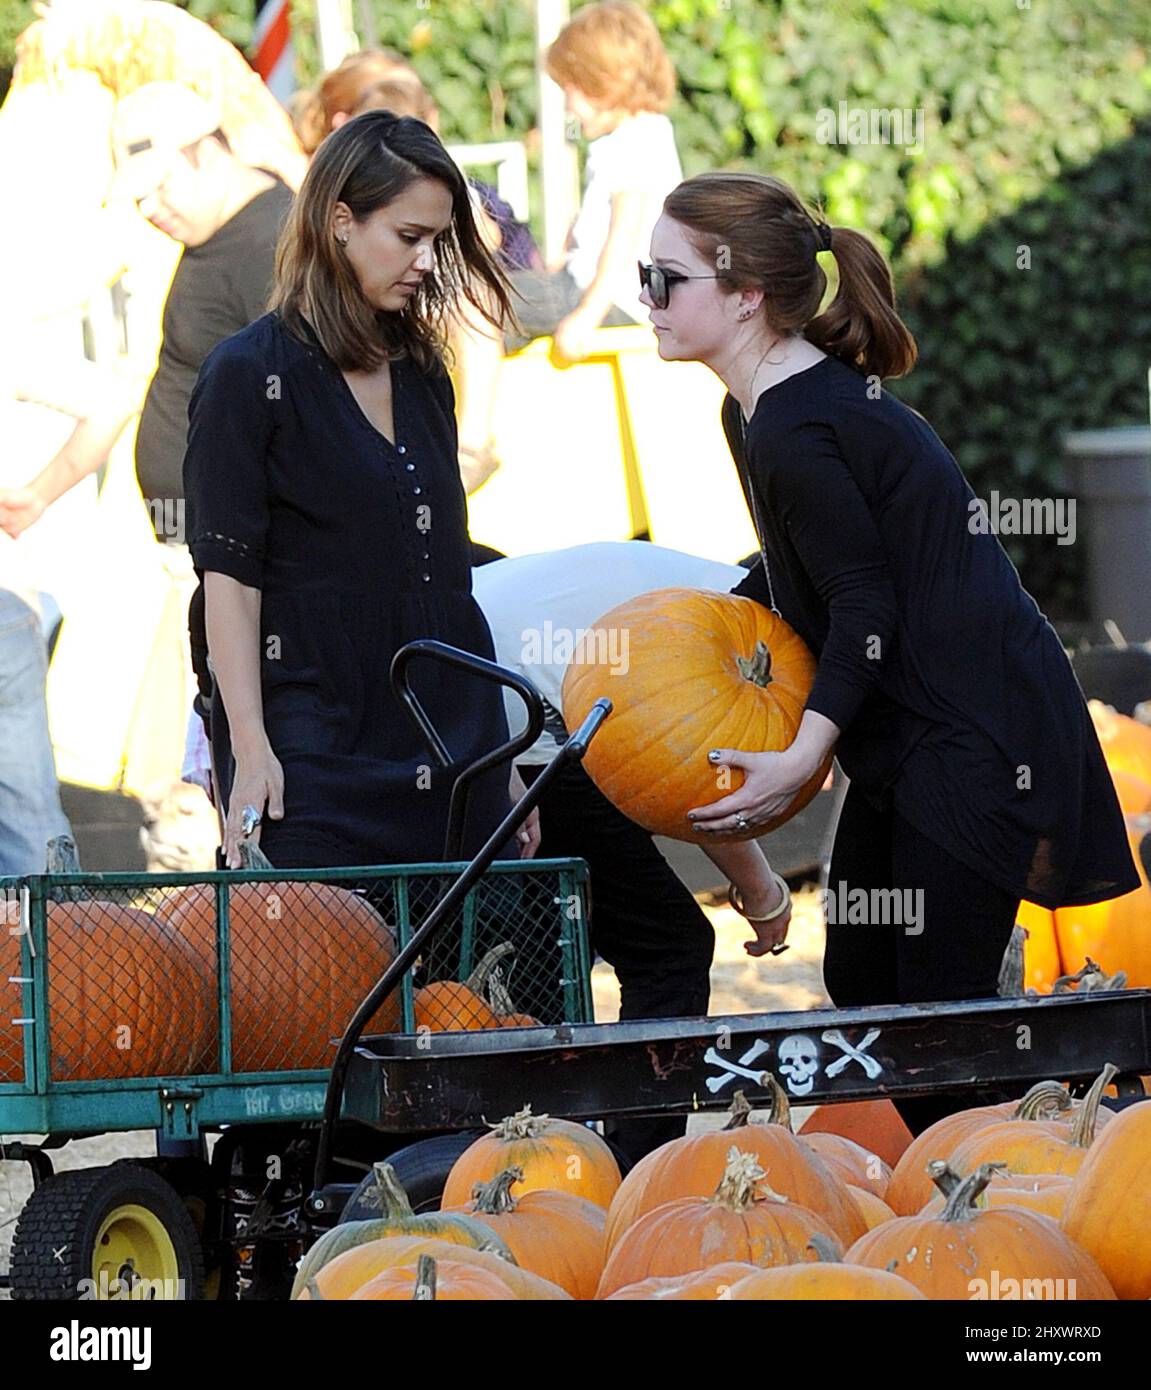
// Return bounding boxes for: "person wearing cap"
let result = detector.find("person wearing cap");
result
[184,110,536,871]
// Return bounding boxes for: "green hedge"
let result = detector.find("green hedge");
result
[4,0,1149,622]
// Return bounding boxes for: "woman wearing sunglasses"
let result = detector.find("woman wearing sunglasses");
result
[638,171,1138,1137]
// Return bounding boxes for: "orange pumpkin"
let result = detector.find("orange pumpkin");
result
[0,837,212,1083]
[846,1163,1116,1300]
[348,1253,521,1301]
[297,1237,569,1301]
[441,1106,622,1210]
[596,1149,842,1299]
[561,590,832,842]
[159,840,400,1070]
[1053,831,1151,988]
[948,1065,1116,1180]
[1110,770,1151,815]
[921,1170,1072,1223]
[801,1132,892,1199]
[797,1099,913,1168]
[1089,700,1151,785]
[727,1234,925,1300]
[446,1166,606,1299]
[847,1184,898,1230]
[886,1081,1074,1215]
[606,1262,762,1300]
[604,1087,866,1252]
[1062,1099,1151,1299]
[1015,899,1062,992]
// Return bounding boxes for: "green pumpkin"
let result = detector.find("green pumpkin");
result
[290,1163,512,1298]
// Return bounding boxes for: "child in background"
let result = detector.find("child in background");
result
[453,1,684,470]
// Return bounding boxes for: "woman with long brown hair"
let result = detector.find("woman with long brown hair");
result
[641,171,1138,1135]
[184,110,535,869]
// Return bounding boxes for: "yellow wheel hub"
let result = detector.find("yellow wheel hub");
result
[92,1203,181,1299]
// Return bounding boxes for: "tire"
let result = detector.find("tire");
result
[9,1161,205,1301]
[339,1133,484,1220]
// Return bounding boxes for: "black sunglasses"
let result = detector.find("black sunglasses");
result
[637,260,723,310]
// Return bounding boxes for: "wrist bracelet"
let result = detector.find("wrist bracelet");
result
[729,870,791,924]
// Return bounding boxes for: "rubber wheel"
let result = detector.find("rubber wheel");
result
[9,1161,205,1301]
[339,1133,484,1220]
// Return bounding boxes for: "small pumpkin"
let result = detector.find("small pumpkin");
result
[847,1184,898,1230]
[290,1163,508,1298]
[349,1252,520,1301]
[797,1099,913,1169]
[1062,1099,1151,1299]
[604,1088,866,1252]
[605,1261,762,1301]
[800,1132,892,1199]
[445,1166,606,1299]
[0,837,213,1083]
[596,1148,843,1299]
[948,1065,1117,1180]
[846,1163,1116,1300]
[413,942,515,1033]
[296,1236,570,1301]
[727,1232,925,1300]
[159,840,400,1070]
[441,1105,622,1210]
[561,590,832,842]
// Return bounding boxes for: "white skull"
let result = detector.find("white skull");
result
[778,1034,820,1095]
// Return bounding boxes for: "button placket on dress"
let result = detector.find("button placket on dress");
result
[388,380,432,586]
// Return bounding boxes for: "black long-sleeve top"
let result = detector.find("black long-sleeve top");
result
[722,355,1138,910]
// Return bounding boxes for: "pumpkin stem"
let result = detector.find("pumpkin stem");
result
[735,639,773,687]
[997,925,1027,997]
[490,1105,548,1141]
[45,835,89,903]
[936,1162,1007,1221]
[712,1146,768,1211]
[305,1276,325,1302]
[1052,958,1105,994]
[465,942,517,997]
[1069,1063,1118,1149]
[924,1159,964,1200]
[412,1254,437,1301]
[471,1166,524,1216]
[236,839,275,872]
[763,1075,793,1132]
[722,1091,753,1131]
[1014,1082,1073,1123]
[807,1233,843,1263]
[358,1162,415,1219]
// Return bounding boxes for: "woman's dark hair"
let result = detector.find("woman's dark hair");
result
[270,109,518,372]
[663,171,917,380]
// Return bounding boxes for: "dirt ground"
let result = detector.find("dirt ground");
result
[0,889,827,1290]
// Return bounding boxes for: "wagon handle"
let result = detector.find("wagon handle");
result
[390,639,548,861]
[310,692,612,1197]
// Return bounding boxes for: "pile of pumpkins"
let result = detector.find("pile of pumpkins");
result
[291,1076,1149,1301]
[0,838,533,1085]
[1020,701,1151,992]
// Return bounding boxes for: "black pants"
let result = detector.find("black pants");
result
[824,781,1026,1136]
[518,759,714,1165]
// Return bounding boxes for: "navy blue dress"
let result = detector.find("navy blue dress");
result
[723,356,1139,911]
[184,310,513,868]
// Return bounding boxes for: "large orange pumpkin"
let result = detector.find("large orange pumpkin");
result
[445,1166,606,1299]
[596,1149,842,1299]
[885,1081,1074,1215]
[797,1099,913,1169]
[0,837,212,1083]
[158,840,400,1071]
[604,1087,866,1251]
[727,1234,925,1300]
[1015,899,1062,992]
[1053,830,1151,987]
[1062,1100,1151,1300]
[846,1163,1116,1300]
[297,1237,569,1301]
[948,1065,1116,1180]
[560,590,832,842]
[1089,701,1151,785]
[348,1253,520,1301]
[441,1106,622,1210]
[1110,770,1151,815]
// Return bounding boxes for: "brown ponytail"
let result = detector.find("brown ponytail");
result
[663,172,917,381]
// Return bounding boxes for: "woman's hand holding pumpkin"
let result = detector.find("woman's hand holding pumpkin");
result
[686,747,814,835]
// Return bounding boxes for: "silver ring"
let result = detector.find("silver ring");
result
[240,804,262,837]
[735,814,749,832]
